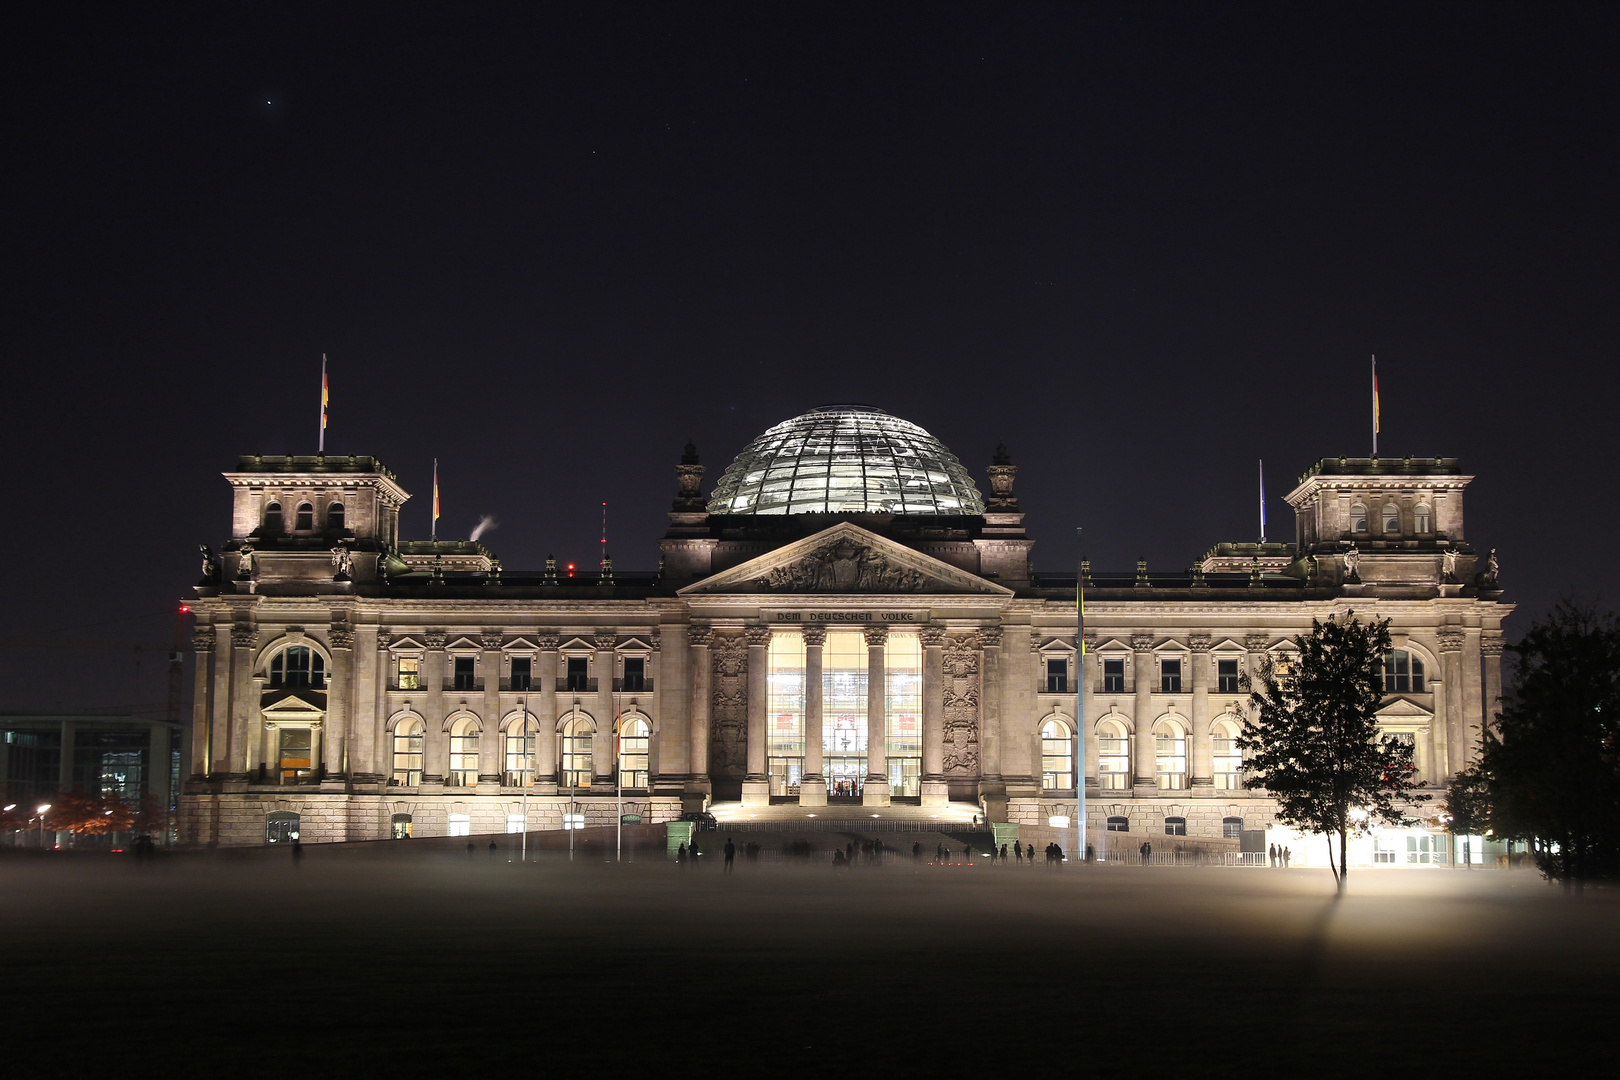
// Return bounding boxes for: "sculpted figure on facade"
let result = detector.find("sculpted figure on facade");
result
[1442,547,1458,582]
[199,544,216,581]
[941,633,981,774]
[709,634,748,776]
[330,545,353,578]
[1343,544,1361,580]
[758,538,928,592]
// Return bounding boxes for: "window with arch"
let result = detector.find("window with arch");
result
[295,502,315,531]
[618,715,650,789]
[266,811,300,844]
[390,812,413,839]
[504,713,537,786]
[1382,502,1401,535]
[392,717,423,786]
[1106,816,1129,833]
[1382,650,1426,693]
[327,501,345,532]
[1164,816,1187,836]
[561,715,593,789]
[1350,503,1369,533]
[1040,718,1074,790]
[1213,717,1243,789]
[448,717,480,786]
[269,645,324,689]
[1154,719,1187,790]
[262,502,284,535]
[1097,719,1129,790]
[1413,503,1432,533]
[1223,816,1243,840]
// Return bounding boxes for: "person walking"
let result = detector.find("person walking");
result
[1014,843,1023,864]
[1283,846,1292,869]
[689,843,699,868]
[1000,843,1009,863]
[1269,842,1277,868]
[466,841,476,859]
[913,841,922,861]
[291,838,303,866]
[723,836,736,873]
[488,840,498,861]
[676,842,687,865]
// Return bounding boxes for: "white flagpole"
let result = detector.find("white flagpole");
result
[1371,355,1378,457]
[318,354,327,453]
[1258,459,1266,543]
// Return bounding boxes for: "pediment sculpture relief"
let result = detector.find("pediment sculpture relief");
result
[756,538,930,593]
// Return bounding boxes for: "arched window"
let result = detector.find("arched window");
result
[1413,503,1432,533]
[326,501,345,532]
[392,718,423,786]
[1350,503,1369,533]
[1106,816,1129,833]
[1381,650,1426,693]
[504,713,537,786]
[1164,816,1187,837]
[262,502,284,535]
[618,715,650,788]
[1097,719,1129,790]
[448,717,480,786]
[1222,816,1243,840]
[265,810,300,844]
[1382,502,1401,535]
[1041,718,1074,790]
[295,502,315,531]
[1213,717,1243,789]
[561,715,594,789]
[1154,719,1187,790]
[268,645,324,689]
[390,812,413,839]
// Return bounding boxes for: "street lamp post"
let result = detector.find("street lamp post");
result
[37,803,52,850]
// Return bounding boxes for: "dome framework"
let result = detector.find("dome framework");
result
[707,405,986,516]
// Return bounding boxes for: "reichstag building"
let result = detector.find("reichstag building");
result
[181,405,1511,856]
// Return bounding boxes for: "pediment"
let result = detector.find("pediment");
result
[387,635,425,652]
[558,636,598,653]
[1377,698,1434,720]
[1209,638,1248,654]
[1092,637,1133,653]
[261,690,326,718]
[677,522,1014,597]
[444,636,484,652]
[502,636,539,653]
[616,636,655,653]
[1037,638,1077,655]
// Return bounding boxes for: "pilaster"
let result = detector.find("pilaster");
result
[801,626,827,806]
[741,625,772,807]
[862,624,890,806]
[919,624,947,807]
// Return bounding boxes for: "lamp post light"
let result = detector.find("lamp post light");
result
[37,803,52,850]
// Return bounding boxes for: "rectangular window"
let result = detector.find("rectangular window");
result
[1102,657,1125,694]
[622,656,645,692]
[886,632,922,796]
[1160,657,1182,694]
[510,656,531,691]
[397,656,420,690]
[824,631,868,793]
[566,656,589,691]
[448,814,471,837]
[453,656,476,690]
[1045,658,1068,694]
[1217,658,1240,693]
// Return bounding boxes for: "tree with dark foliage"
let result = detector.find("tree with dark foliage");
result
[1442,763,1491,868]
[1240,613,1424,893]
[1479,602,1620,890]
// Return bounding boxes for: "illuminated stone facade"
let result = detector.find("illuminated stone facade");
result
[181,411,1511,851]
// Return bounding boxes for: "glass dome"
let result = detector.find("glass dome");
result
[707,405,986,516]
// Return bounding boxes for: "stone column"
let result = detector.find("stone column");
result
[1080,636,1099,789]
[420,632,447,787]
[593,632,617,787]
[1429,662,1450,780]
[801,627,827,807]
[742,625,772,806]
[863,625,890,806]
[919,625,947,807]
[1481,634,1505,736]
[652,625,685,790]
[191,629,214,778]
[351,626,380,785]
[1131,634,1157,792]
[686,627,712,802]
[1438,629,1465,781]
[322,626,353,786]
[210,625,233,777]
[534,635,560,794]
[230,626,257,781]
[479,631,503,789]
[978,626,1006,814]
[1462,628,1485,770]
[1189,635,1213,789]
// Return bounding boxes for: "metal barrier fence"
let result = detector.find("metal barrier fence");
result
[706,819,985,834]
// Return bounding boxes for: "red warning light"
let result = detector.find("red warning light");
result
[566,563,576,577]
[179,605,190,614]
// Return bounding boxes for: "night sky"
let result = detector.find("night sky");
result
[3,4,1616,715]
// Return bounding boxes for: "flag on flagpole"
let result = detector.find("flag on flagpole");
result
[1372,355,1380,455]
[432,459,440,541]
[319,354,329,452]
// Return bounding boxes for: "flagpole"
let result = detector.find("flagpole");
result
[1258,459,1266,543]
[1371,355,1379,457]
[318,354,328,453]
[1075,527,1087,867]
[431,459,439,542]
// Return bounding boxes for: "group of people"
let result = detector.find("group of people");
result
[828,780,862,797]
[1268,843,1293,868]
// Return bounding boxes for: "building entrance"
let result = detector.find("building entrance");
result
[826,756,865,798]
[888,757,921,797]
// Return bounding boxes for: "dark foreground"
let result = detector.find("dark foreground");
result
[2,849,1612,1078]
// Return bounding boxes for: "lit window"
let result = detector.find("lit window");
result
[1383,503,1401,534]
[884,633,922,797]
[1350,503,1369,533]
[453,656,476,691]
[269,645,324,689]
[561,715,593,789]
[327,502,345,532]
[1102,657,1125,694]
[266,811,299,844]
[767,632,806,794]
[447,813,471,837]
[295,502,314,531]
[1382,650,1425,693]
[448,717,480,786]
[1414,503,1432,533]
[1164,816,1187,837]
[618,716,650,788]
[506,814,527,834]
[510,656,531,691]
[397,656,420,690]
[1046,658,1068,694]
[1041,719,1073,789]
[1223,816,1243,840]
[1213,718,1243,789]
[1217,658,1240,693]
[1097,719,1129,790]
[1106,816,1129,833]
[504,713,536,785]
[1154,720,1187,790]
[277,727,312,783]
[1160,657,1183,694]
[390,812,412,839]
[392,718,423,786]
